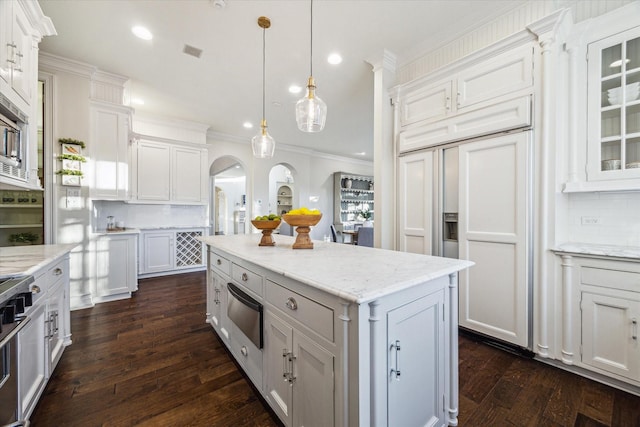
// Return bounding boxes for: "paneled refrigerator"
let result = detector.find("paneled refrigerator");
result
[398,131,532,349]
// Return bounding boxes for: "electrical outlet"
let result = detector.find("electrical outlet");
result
[66,188,81,208]
[581,216,601,225]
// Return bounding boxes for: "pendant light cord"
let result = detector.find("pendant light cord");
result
[262,25,266,123]
[310,0,313,77]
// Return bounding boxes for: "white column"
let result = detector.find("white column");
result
[447,272,459,426]
[567,45,579,184]
[368,299,383,426]
[367,51,396,250]
[561,254,574,364]
[339,302,351,427]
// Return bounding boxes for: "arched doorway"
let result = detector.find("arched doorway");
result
[210,156,246,235]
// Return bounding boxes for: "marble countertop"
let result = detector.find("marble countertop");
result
[0,244,78,279]
[93,228,141,235]
[199,234,473,304]
[553,243,640,260]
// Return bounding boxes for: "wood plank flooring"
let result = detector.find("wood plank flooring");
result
[30,272,640,427]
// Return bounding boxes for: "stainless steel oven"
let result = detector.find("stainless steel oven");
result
[227,282,263,348]
[0,112,22,169]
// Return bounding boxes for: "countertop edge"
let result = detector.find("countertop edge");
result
[552,242,640,261]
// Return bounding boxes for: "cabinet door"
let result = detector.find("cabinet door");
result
[292,332,335,427]
[0,0,12,86]
[10,3,32,104]
[92,106,130,200]
[398,150,434,255]
[96,234,138,296]
[18,302,47,419]
[456,44,533,111]
[141,231,174,273]
[172,146,204,203]
[388,290,445,427]
[587,27,640,182]
[581,292,640,381]
[209,271,230,344]
[47,281,66,374]
[400,80,452,127]
[458,132,530,347]
[136,141,171,201]
[264,311,293,426]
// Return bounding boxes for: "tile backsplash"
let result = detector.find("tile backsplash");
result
[567,191,640,246]
[93,200,207,231]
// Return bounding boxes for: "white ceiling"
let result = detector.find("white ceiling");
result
[38,0,526,161]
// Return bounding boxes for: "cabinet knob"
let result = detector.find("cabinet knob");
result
[241,272,248,282]
[31,285,41,294]
[240,346,248,357]
[216,259,222,265]
[54,268,63,276]
[285,297,298,311]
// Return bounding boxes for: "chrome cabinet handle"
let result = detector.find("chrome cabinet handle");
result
[445,96,451,110]
[241,272,248,282]
[31,285,41,294]
[633,318,637,341]
[390,340,401,381]
[456,91,461,107]
[285,297,297,311]
[54,268,63,276]
[282,349,289,382]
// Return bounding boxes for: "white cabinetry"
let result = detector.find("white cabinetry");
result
[586,26,640,184]
[90,102,132,200]
[18,301,46,419]
[133,139,208,204]
[387,289,445,426]
[204,236,465,426]
[95,233,138,302]
[458,132,531,348]
[396,44,533,152]
[554,250,640,389]
[264,280,335,427]
[139,228,206,277]
[0,0,35,113]
[207,268,230,345]
[397,150,434,255]
[18,253,71,420]
[333,172,374,233]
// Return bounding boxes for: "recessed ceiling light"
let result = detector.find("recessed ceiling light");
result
[289,85,302,94]
[243,121,253,129]
[131,25,153,41]
[328,53,342,65]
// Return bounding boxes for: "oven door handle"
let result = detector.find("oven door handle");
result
[0,316,30,349]
[227,282,261,312]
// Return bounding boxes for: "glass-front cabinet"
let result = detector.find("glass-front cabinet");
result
[588,26,640,182]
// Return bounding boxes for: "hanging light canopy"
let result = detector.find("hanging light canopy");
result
[252,16,276,158]
[295,0,327,133]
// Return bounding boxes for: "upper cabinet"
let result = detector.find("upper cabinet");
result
[396,43,534,152]
[90,101,132,200]
[586,26,640,183]
[132,139,208,204]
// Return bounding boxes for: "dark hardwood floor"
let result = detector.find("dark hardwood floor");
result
[30,272,640,427]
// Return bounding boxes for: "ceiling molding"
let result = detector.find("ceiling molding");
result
[39,52,96,79]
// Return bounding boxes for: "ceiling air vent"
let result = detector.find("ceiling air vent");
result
[183,44,203,59]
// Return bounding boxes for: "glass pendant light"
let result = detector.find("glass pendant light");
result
[295,0,327,132]
[252,16,275,158]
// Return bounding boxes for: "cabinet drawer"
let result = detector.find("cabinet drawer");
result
[229,323,263,389]
[266,280,334,342]
[210,251,230,276]
[231,264,263,297]
[47,258,69,289]
[581,266,640,294]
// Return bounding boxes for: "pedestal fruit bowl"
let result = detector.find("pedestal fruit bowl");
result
[282,209,322,249]
[251,217,281,246]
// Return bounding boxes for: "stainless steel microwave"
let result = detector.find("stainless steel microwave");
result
[0,112,22,168]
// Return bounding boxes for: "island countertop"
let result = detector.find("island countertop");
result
[0,244,78,279]
[199,234,473,304]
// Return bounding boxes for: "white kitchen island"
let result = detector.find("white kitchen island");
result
[200,234,472,427]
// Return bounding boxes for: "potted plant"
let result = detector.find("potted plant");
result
[357,208,373,226]
[9,232,39,245]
